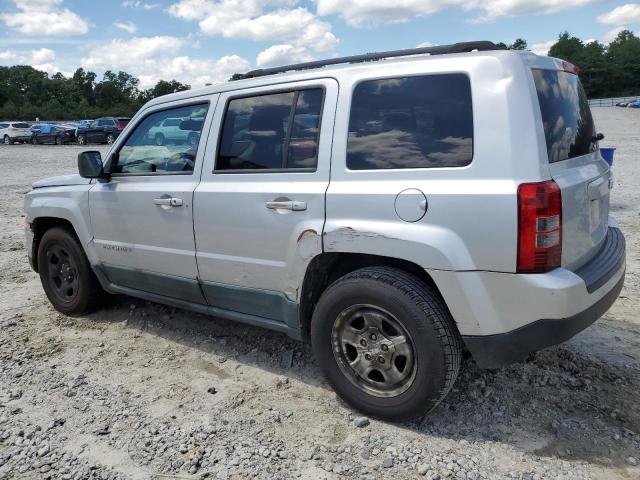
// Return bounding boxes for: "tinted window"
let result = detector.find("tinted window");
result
[12,123,30,128]
[113,103,208,174]
[217,88,324,171]
[287,89,323,169]
[347,74,473,170]
[532,69,595,163]
[0,123,8,128]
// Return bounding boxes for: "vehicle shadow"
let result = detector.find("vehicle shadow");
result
[85,294,640,471]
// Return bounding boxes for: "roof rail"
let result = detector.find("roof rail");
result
[235,41,502,80]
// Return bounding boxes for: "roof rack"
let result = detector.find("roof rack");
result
[235,41,502,80]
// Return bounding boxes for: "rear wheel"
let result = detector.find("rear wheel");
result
[3,135,12,145]
[55,136,62,145]
[311,267,461,421]
[37,227,106,316]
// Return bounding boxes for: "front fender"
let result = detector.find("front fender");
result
[25,185,98,264]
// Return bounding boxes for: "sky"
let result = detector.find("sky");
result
[0,0,639,89]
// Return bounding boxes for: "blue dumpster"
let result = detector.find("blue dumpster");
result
[600,147,616,166]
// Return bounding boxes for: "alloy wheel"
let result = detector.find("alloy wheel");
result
[332,304,416,398]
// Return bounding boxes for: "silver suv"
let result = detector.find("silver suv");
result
[24,42,626,421]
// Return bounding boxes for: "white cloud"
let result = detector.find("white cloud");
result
[466,0,604,22]
[122,0,160,10]
[597,3,640,25]
[30,48,56,64]
[315,0,604,25]
[0,50,18,61]
[168,0,338,51]
[82,36,184,70]
[1,0,89,36]
[114,21,137,34]
[531,40,554,55]
[603,26,627,44]
[80,35,249,88]
[417,41,434,48]
[257,44,314,67]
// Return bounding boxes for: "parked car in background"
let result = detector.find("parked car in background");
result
[30,124,76,145]
[615,101,630,107]
[627,99,640,108]
[76,117,130,145]
[0,122,32,144]
[75,120,93,138]
[147,117,202,145]
[30,124,44,133]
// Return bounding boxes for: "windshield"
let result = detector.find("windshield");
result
[532,69,595,163]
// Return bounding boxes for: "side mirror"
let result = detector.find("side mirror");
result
[78,151,108,180]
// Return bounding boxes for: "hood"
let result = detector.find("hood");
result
[32,174,91,188]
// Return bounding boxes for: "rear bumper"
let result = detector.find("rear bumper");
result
[462,270,624,368]
[429,227,626,368]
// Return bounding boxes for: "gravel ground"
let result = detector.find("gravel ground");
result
[0,108,639,480]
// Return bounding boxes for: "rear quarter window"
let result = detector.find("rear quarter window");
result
[347,73,473,170]
[532,69,595,163]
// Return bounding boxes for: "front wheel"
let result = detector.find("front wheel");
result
[37,227,107,316]
[77,134,86,145]
[55,136,62,145]
[3,135,12,145]
[311,267,461,422]
[106,133,115,145]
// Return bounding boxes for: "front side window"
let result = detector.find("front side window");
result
[347,74,473,170]
[113,103,208,174]
[217,88,324,171]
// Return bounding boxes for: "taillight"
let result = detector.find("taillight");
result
[116,124,124,130]
[517,180,562,273]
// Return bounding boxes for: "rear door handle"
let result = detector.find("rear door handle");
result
[265,200,307,211]
[153,197,183,207]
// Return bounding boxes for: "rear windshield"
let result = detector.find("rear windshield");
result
[117,118,130,125]
[532,69,595,163]
[12,123,30,128]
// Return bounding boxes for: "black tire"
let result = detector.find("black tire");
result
[31,137,38,145]
[55,136,62,145]
[3,135,12,145]
[37,227,106,316]
[77,134,86,145]
[155,133,165,146]
[311,266,461,422]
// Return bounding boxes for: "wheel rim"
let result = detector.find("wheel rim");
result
[107,135,114,144]
[45,245,79,304]
[332,304,417,398]
[4,136,8,144]
[78,136,85,145]
[155,135,163,146]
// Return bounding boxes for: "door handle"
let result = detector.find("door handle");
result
[153,197,183,207]
[265,200,307,211]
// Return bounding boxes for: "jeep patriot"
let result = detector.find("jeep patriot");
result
[24,42,626,421]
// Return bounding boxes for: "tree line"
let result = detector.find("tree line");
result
[1,29,639,121]
[0,67,190,121]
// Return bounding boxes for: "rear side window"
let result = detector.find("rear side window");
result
[216,88,324,171]
[12,123,30,128]
[532,69,595,163]
[347,74,473,170]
